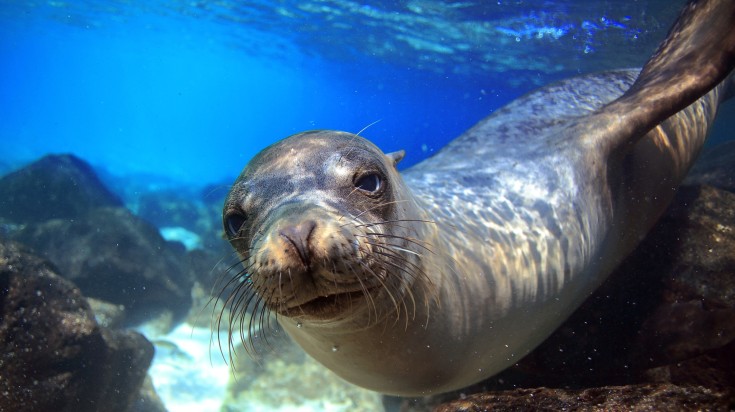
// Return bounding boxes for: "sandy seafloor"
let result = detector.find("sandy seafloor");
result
[140,322,383,411]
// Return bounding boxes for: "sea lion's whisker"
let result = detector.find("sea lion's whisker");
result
[277,270,285,314]
[221,286,249,368]
[244,290,268,355]
[232,283,254,346]
[358,258,405,324]
[373,250,429,310]
[369,259,414,329]
[354,119,382,137]
[362,240,429,281]
[345,258,380,325]
[358,225,432,282]
[382,244,419,256]
[357,218,437,227]
[199,255,240,323]
[212,267,252,362]
[215,266,252,326]
[366,249,423,323]
[208,257,251,306]
[339,119,383,162]
[256,288,277,353]
[362,232,435,254]
[221,272,266,360]
[347,200,410,222]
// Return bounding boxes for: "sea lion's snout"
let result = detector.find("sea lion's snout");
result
[278,219,317,267]
[245,203,380,319]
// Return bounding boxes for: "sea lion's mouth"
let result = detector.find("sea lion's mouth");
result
[280,288,375,319]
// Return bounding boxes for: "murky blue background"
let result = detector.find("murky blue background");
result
[1,0,731,190]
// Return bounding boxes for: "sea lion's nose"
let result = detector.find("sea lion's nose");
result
[279,220,317,266]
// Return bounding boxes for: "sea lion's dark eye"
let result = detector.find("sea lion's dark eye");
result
[354,173,382,193]
[224,212,247,237]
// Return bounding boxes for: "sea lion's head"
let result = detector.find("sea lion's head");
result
[221,130,430,336]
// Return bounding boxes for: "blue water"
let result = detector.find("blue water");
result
[2,0,729,190]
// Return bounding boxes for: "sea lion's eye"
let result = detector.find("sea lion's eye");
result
[354,173,382,193]
[224,212,247,238]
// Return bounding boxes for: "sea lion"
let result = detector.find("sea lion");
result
[220,0,735,396]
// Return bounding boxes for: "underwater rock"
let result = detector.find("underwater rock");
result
[685,141,735,193]
[186,246,234,302]
[0,239,153,412]
[137,190,203,234]
[429,384,728,412]
[11,207,197,326]
[0,154,122,224]
[130,376,169,412]
[87,297,127,329]
[632,185,735,366]
[401,183,735,411]
[135,183,229,250]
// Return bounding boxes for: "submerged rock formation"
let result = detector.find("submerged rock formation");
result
[0,239,153,412]
[0,154,197,326]
[11,207,196,325]
[0,154,122,224]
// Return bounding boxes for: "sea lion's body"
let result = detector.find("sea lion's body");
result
[222,0,735,397]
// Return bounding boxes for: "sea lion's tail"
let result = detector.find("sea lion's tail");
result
[590,0,735,155]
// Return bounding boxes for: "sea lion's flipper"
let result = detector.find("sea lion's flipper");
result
[589,0,735,156]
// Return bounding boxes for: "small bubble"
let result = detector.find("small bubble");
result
[331,345,339,352]
[296,322,302,328]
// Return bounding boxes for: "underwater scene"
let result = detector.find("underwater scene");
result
[1,0,734,411]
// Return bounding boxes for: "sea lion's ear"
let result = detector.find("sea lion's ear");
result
[385,150,405,167]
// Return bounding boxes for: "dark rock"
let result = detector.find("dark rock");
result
[187,242,239,291]
[632,185,735,366]
[430,384,728,412]
[0,239,154,412]
[0,154,122,224]
[137,190,202,233]
[135,185,229,254]
[129,376,169,412]
[685,141,735,193]
[87,298,127,329]
[11,207,196,326]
